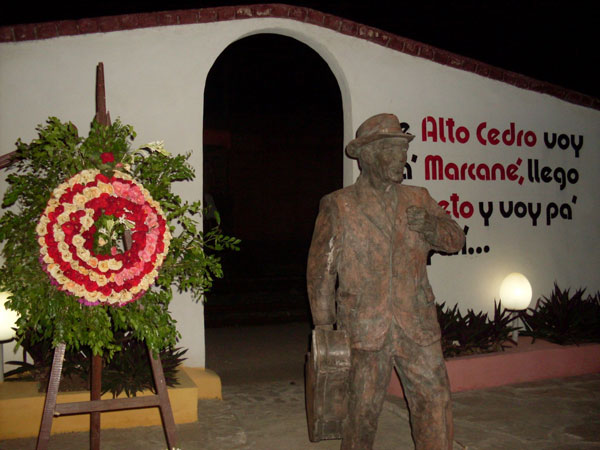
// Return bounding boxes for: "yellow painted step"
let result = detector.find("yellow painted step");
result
[0,368,201,439]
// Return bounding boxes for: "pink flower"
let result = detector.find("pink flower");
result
[145,212,158,228]
[127,185,145,205]
[146,232,158,245]
[138,248,153,262]
[114,272,125,286]
[112,181,129,197]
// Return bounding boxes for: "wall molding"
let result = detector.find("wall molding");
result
[1,3,598,110]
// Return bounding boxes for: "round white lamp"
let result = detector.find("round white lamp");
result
[499,273,532,310]
[0,291,19,382]
[499,273,532,344]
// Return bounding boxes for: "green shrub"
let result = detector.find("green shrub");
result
[4,329,187,397]
[521,284,600,345]
[437,301,517,357]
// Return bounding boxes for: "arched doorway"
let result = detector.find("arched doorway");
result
[203,33,343,327]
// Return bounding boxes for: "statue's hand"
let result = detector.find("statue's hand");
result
[407,206,435,236]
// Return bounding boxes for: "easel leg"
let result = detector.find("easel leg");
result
[36,343,66,450]
[148,346,178,449]
[90,354,102,450]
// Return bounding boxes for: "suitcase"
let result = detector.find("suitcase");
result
[305,327,351,442]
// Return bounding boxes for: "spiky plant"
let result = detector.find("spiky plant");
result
[521,284,600,345]
[436,301,517,357]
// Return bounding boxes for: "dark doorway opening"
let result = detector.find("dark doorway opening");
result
[203,33,343,327]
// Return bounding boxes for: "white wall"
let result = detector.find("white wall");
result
[340,38,600,312]
[1,17,599,369]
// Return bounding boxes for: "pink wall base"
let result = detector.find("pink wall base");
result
[388,337,600,397]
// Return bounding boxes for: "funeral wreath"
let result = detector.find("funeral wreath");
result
[0,117,239,359]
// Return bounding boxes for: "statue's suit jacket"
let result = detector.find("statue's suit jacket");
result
[307,176,465,350]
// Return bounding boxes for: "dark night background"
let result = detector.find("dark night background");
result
[3,1,597,326]
[2,1,597,98]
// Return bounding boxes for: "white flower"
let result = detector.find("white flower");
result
[80,214,95,230]
[141,140,170,156]
[72,235,85,248]
[73,193,87,208]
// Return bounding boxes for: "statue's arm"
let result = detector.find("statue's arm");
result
[408,188,465,253]
[307,195,339,328]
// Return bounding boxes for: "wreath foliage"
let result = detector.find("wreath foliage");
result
[0,117,239,358]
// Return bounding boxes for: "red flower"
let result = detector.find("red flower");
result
[83,236,94,250]
[104,203,115,216]
[95,173,109,184]
[95,194,109,209]
[85,280,98,292]
[60,191,75,203]
[115,198,128,210]
[101,152,115,164]
[100,285,112,296]
[134,223,148,233]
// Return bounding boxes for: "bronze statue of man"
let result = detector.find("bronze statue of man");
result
[307,113,465,449]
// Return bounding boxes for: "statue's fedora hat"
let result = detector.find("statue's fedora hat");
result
[346,113,414,158]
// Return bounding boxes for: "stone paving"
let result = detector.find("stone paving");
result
[1,321,599,449]
[2,374,599,449]
[449,374,600,449]
[220,379,415,450]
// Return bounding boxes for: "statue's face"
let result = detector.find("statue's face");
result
[362,138,408,184]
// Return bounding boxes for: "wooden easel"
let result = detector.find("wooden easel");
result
[36,63,178,450]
